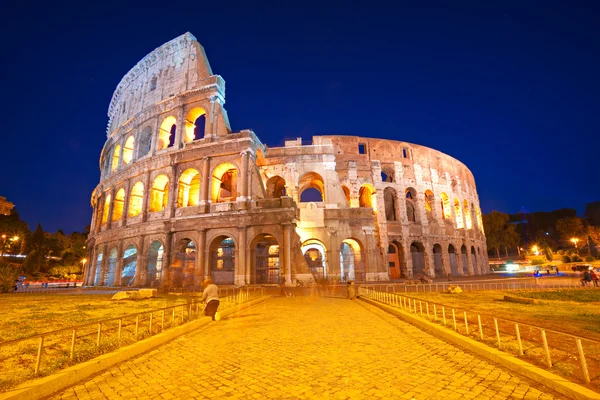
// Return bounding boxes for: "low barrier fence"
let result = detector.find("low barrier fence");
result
[363,280,582,294]
[0,287,264,392]
[358,286,600,389]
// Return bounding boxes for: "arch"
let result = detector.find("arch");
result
[112,188,125,221]
[184,107,207,143]
[433,244,444,277]
[146,240,164,287]
[461,245,469,275]
[358,184,375,209]
[340,238,364,282]
[104,247,118,286]
[209,235,235,285]
[150,175,169,212]
[101,194,111,225]
[448,244,459,275]
[384,187,397,221]
[424,190,435,220]
[128,182,144,217]
[387,241,405,279]
[471,246,478,274]
[111,145,121,172]
[341,185,350,206]
[137,126,152,158]
[464,200,472,229]
[298,172,325,202]
[122,136,135,165]
[172,238,196,287]
[177,168,201,207]
[252,234,280,284]
[405,188,417,222]
[440,192,451,220]
[93,251,103,286]
[211,163,238,203]
[381,167,394,183]
[157,116,176,150]
[266,176,287,199]
[301,239,327,280]
[121,244,137,286]
[410,242,425,277]
[454,199,464,228]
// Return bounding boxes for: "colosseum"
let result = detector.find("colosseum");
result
[83,32,488,289]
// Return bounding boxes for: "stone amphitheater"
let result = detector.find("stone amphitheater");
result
[83,32,488,288]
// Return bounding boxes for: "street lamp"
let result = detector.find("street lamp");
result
[531,245,540,256]
[571,238,580,255]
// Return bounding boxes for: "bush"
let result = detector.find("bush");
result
[530,256,546,265]
[571,255,582,262]
[0,262,20,293]
[557,250,565,255]
[585,256,595,262]
[562,255,571,263]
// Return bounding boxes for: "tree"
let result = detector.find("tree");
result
[556,217,585,244]
[502,224,521,258]
[584,201,600,227]
[483,211,511,258]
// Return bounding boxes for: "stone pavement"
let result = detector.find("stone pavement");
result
[47,297,561,400]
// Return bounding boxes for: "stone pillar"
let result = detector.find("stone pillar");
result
[161,232,173,289]
[98,243,109,286]
[245,247,252,285]
[175,106,185,149]
[168,164,178,218]
[122,179,132,226]
[236,226,247,286]
[283,223,292,284]
[238,151,249,201]
[200,157,211,213]
[195,229,206,286]
[142,173,152,222]
[135,237,146,287]
[114,240,124,287]
[106,188,116,230]
[456,245,464,276]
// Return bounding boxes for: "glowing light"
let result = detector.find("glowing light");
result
[531,245,539,256]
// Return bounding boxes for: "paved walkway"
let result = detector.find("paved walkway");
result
[48,297,560,400]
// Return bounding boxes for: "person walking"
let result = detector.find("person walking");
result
[201,278,220,321]
[347,280,356,300]
[581,269,592,287]
[589,268,599,287]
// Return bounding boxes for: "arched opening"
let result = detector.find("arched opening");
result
[384,187,397,221]
[341,185,350,206]
[441,192,451,220]
[150,175,169,212]
[381,168,394,183]
[253,234,280,284]
[410,242,425,277]
[461,245,469,275]
[104,247,118,286]
[476,206,484,232]
[210,236,235,285]
[358,184,375,209]
[433,244,444,277]
[387,241,404,279]
[298,172,325,202]
[340,238,364,282]
[301,239,327,281]
[464,200,472,229]
[93,251,103,286]
[211,163,237,203]
[184,107,207,142]
[471,246,478,274]
[112,189,125,222]
[424,190,434,220]
[137,126,152,158]
[128,182,144,217]
[405,188,417,222]
[101,194,111,225]
[173,239,196,288]
[177,168,201,207]
[448,244,459,276]
[111,145,121,172]
[122,245,137,286]
[122,136,135,165]
[157,116,176,150]
[266,176,286,199]
[455,199,464,228]
[146,241,164,287]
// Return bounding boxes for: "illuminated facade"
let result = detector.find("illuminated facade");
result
[83,33,488,288]
[0,197,15,216]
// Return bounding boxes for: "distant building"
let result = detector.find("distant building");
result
[0,197,14,216]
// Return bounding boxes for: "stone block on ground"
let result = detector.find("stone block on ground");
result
[112,291,142,300]
[138,289,158,298]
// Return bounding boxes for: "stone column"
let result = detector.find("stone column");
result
[142,173,152,222]
[122,179,132,226]
[456,245,464,276]
[238,151,249,202]
[175,106,185,149]
[195,229,206,286]
[106,188,116,230]
[161,232,173,289]
[168,164,178,218]
[245,247,252,285]
[135,237,146,287]
[200,157,211,213]
[236,226,247,285]
[283,223,292,284]
[98,243,109,286]
[114,240,124,286]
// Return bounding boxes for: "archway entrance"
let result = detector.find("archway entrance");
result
[122,245,137,286]
[301,240,326,281]
[433,244,444,277]
[210,236,235,285]
[254,234,280,284]
[340,239,364,282]
[387,242,403,280]
[146,241,164,287]
[173,239,196,288]
[449,244,459,276]
[104,248,117,286]
[410,243,425,277]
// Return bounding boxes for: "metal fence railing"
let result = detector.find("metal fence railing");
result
[358,286,600,389]
[0,287,264,392]
[360,281,583,294]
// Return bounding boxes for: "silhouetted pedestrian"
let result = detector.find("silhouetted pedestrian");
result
[202,278,220,321]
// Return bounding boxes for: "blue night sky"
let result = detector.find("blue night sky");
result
[1,1,599,233]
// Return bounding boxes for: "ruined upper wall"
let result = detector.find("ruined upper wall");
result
[106,32,214,135]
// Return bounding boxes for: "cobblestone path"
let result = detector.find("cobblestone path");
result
[48,297,560,399]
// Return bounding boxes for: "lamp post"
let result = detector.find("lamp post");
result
[571,238,580,255]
